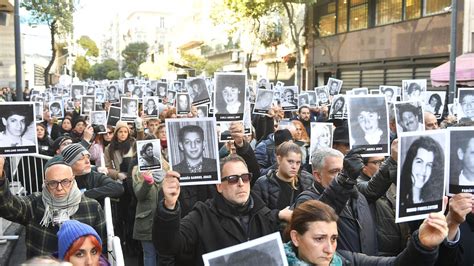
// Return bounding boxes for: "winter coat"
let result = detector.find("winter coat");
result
[294,179,378,256]
[253,169,313,210]
[153,192,280,266]
[75,168,124,202]
[255,133,276,176]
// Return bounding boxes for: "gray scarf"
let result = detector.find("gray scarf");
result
[40,180,82,227]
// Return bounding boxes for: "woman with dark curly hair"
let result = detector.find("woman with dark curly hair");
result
[400,136,444,205]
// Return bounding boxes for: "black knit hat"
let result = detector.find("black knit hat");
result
[332,126,349,144]
[61,143,90,166]
[52,136,72,153]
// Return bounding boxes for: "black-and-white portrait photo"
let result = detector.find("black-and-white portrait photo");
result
[95,87,106,103]
[327,78,343,96]
[348,95,389,156]
[310,122,334,160]
[457,88,474,122]
[298,93,309,107]
[188,78,210,106]
[167,90,177,105]
[280,86,298,110]
[448,127,474,194]
[49,101,64,118]
[166,118,220,185]
[0,102,38,156]
[214,73,246,121]
[137,139,162,172]
[90,111,107,134]
[172,81,182,92]
[352,88,368,95]
[131,85,144,99]
[422,91,445,119]
[379,86,400,102]
[71,85,85,101]
[63,97,74,112]
[81,95,95,115]
[176,93,191,115]
[156,82,168,99]
[307,91,317,107]
[315,86,330,106]
[143,97,159,118]
[196,105,208,118]
[402,79,427,102]
[107,106,121,127]
[123,78,135,93]
[329,95,346,120]
[253,89,274,115]
[396,130,447,223]
[86,85,96,95]
[107,85,120,102]
[34,102,43,122]
[394,101,425,133]
[202,233,286,266]
[120,97,139,121]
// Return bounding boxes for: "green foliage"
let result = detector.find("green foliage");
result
[73,56,90,80]
[121,42,149,76]
[180,52,222,76]
[78,35,99,57]
[21,0,74,35]
[224,0,276,20]
[89,59,119,80]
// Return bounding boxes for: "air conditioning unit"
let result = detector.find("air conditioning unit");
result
[231,51,239,63]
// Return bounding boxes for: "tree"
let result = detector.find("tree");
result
[22,0,74,88]
[179,52,223,77]
[73,56,90,80]
[122,42,149,76]
[223,0,315,87]
[88,59,119,80]
[77,35,99,57]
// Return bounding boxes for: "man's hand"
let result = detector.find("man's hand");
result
[162,171,181,210]
[418,196,449,249]
[391,138,398,162]
[0,156,5,180]
[278,206,293,222]
[229,122,245,148]
[82,125,94,143]
[446,193,474,240]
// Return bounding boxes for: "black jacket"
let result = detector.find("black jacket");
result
[153,192,280,266]
[253,169,313,210]
[294,179,378,256]
[75,169,124,201]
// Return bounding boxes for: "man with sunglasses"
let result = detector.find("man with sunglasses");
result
[0,156,105,258]
[153,154,284,265]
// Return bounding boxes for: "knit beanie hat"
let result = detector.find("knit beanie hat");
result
[114,121,130,135]
[52,136,73,153]
[72,117,86,129]
[61,143,90,166]
[57,220,102,260]
[274,129,293,147]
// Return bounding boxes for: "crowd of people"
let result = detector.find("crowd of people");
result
[0,79,473,266]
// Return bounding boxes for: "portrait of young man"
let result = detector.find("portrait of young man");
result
[166,118,220,185]
[81,96,95,116]
[448,128,474,194]
[176,93,191,115]
[188,78,210,105]
[394,101,424,133]
[0,102,38,155]
[457,88,474,122]
[326,78,343,96]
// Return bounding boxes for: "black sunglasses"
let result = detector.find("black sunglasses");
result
[222,173,253,184]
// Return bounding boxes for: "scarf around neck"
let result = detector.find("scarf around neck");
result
[40,180,82,227]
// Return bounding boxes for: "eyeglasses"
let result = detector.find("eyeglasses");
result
[367,160,384,166]
[46,178,73,189]
[222,173,252,184]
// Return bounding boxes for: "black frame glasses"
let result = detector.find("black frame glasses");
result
[222,173,253,184]
[368,160,384,166]
[46,178,73,189]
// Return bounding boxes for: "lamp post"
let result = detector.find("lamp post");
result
[448,0,458,104]
[14,0,23,100]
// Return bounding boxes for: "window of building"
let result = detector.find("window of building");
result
[337,0,348,33]
[160,17,165,29]
[319,2,336,36]
[405,0,421,19]
[376,0,403,25]
[349,0,368,31]
[424,0,450,15]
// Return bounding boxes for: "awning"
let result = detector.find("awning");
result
[430,53,474,87]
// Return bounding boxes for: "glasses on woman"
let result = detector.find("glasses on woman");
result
[221,173,252,184]
[45,178,73,189]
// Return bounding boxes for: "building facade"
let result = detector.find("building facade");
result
[306,0,463,91]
